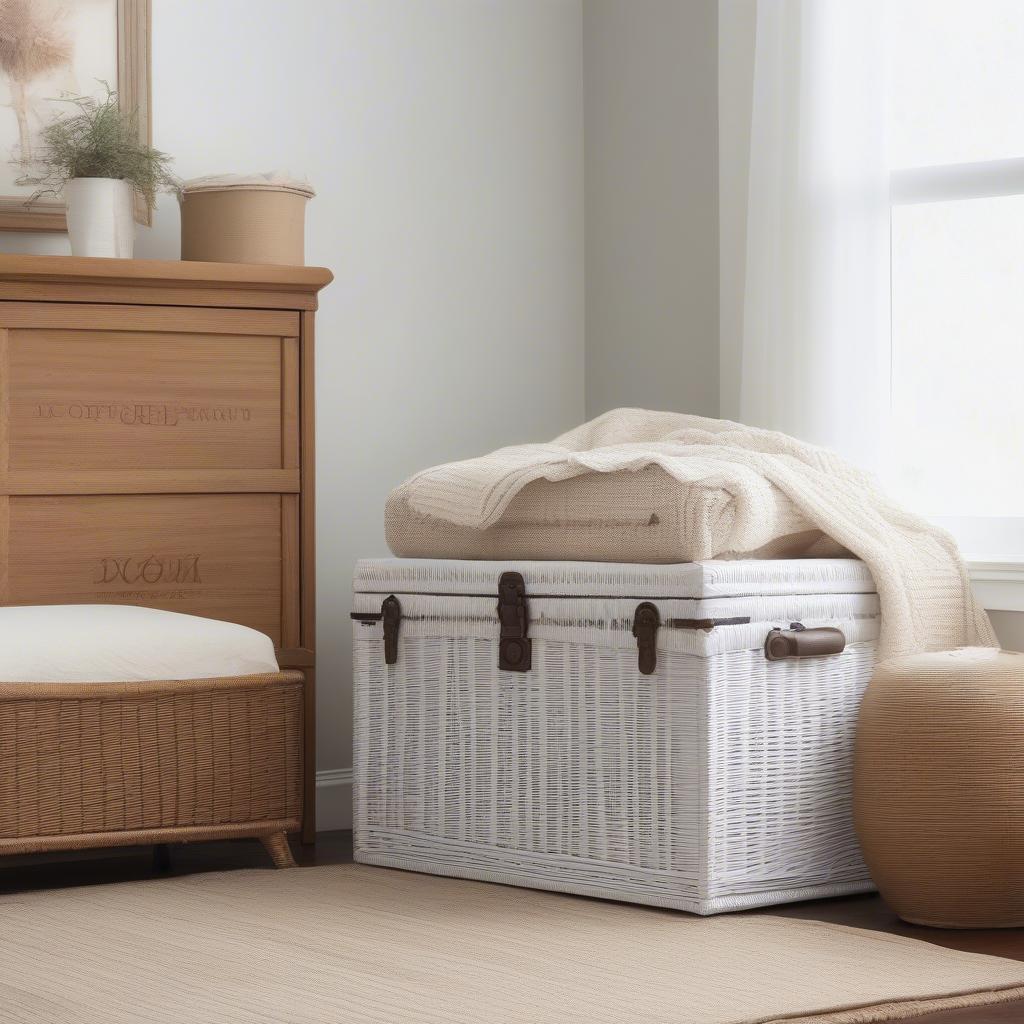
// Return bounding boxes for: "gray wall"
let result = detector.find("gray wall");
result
[583,0,719,419]
[717,0,756,420]
[990,612,1024,652]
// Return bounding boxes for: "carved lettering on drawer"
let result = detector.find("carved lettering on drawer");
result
[34,403,253,426]
[94,554,202,586]
[5,494,286,643]
[8,331,287,470]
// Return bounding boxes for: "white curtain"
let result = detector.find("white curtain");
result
[731,0,891,470]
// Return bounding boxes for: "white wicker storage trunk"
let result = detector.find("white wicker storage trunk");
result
[352,558,879,914]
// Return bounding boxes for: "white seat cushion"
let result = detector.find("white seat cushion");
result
[0,605,279,683]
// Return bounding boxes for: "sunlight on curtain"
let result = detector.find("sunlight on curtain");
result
[886,0,1024,541]
[726,0,1024,557]
[888,0,1024,168]
[891,195,1024,518]
[737,0,890,470]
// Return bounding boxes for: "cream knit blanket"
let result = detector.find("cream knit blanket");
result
[399,408,995,659]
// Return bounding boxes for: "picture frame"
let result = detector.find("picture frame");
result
[0,0,151,232]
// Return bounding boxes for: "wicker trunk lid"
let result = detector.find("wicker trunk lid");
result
[352,558,879,914]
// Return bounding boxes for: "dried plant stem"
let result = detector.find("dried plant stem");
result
[16,86,177,209]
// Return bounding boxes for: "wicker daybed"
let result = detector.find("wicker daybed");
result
[0,672,303,867]
[0,608,303,868]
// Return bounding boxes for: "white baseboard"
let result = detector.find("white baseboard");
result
[316,767,352,831]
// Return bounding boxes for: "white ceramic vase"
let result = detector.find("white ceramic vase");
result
[64,177,135,258]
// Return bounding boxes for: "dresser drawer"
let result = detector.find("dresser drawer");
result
[0,493,300,648]
[0,303,300,493]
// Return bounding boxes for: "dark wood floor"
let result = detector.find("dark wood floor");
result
[3,833,1022,1023]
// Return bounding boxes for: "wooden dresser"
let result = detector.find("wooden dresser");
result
[0,255,332,842]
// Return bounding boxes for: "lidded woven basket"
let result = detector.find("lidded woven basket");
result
[354,556,881,915]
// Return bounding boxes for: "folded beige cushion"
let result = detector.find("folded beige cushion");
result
[387,464,847,563]
[386,409,996,659]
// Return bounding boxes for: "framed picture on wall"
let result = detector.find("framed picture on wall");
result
[0,0,151,231]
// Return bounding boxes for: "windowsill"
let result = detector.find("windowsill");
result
[968,559,1024,612]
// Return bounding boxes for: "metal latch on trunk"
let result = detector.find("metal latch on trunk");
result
[632,602,661,675]
[350,594,402,665]
[632,608,752,675]
[381,595,402,664]
[497,571,532,672]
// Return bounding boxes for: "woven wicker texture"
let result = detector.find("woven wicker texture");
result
[854,648,1024,928]
[4,864,1024,1024]
[0,672,303,854]
[354,560,881,914]
[355,555,878,599]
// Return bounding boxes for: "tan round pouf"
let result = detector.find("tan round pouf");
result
[854,647,1024,928]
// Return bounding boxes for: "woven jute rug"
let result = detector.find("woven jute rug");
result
[3,864,1024,1024]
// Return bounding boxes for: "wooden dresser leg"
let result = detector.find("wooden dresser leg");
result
[261,831,296,869]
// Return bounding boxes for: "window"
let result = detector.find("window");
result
[886,0,1024,557]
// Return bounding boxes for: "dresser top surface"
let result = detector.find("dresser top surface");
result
[0,254,333,294]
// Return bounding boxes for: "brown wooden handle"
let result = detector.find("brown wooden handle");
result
[764,624,846,661]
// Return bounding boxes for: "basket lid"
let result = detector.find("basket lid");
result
[353,558,876,599]
[180,170,315,199]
